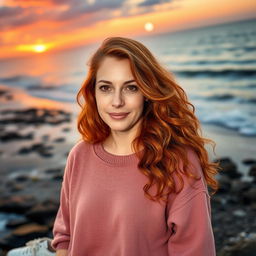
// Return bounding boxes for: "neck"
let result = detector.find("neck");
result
[103,132,135,155]
[103,122,142,155]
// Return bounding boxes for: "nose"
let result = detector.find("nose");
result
[111,90,124,108]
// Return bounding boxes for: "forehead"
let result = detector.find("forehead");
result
[96,56,134,81]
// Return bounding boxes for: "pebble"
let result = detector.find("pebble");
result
[232,209,246,217]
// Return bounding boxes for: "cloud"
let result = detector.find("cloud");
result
[0,0,179,32]
[6,14,38,28]
[3,0,70,7]
[0,6,23,17]
[55,0,126,21]
[0,6,38,30]
[139,0,172,7]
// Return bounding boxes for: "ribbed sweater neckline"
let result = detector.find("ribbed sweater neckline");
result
[93,142,139,166]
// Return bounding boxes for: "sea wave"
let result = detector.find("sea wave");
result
[166,59,256,66]
[198,93,256,104]
[198,109,256,136]
[173,69,256,78]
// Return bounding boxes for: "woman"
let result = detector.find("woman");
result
[52,37,219,256]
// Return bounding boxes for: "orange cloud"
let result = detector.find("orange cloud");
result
[3,0,66,7]
[0,0,255,59]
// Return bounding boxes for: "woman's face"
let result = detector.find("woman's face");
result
[95,56,145,135]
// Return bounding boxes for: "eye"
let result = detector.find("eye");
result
[125,85,138,92]
[99,85,111,92]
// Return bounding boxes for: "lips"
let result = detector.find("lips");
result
[109,112,129,119]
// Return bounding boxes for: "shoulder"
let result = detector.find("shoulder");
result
[67,140,92,163]
[63,140,93,178]
[69,139,91,155]
[187,147,203,173]
[178,145,203,178]
[171,146,207,196]
[167,147,209,213]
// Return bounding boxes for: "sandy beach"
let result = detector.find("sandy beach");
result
[202,123,256,177]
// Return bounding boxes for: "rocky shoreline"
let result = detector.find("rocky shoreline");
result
[0,88,256,255]
[0,155,255,255]
[212,158,256,255]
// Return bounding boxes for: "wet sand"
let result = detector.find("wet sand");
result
[202,123,256,177]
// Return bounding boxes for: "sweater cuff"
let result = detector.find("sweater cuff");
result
[55,241,69,250]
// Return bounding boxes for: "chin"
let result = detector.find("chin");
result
[108,125,130,133]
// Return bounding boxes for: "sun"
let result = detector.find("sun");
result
[33,44,47,53]
[16,43,50,54]
[144,22,154,32]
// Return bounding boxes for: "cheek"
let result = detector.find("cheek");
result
[131,96,144,112]
[95,96,110,120]
[95,94,105,109]
[95,100,105,120]
[95,98,103,118]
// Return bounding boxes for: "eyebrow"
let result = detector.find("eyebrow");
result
[96,79,136,85]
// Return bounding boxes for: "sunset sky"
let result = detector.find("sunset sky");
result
[0,0,255,59]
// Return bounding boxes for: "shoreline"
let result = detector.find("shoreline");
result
[202,123,256,177]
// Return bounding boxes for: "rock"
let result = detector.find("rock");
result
[230,180,251,194]
[53,174,63,180]
[242,159,256,165]
[0,195,37,214]
[44,168,62,175]
[32,144,54,157]
[0,131,33,142]
[17,143,54,158]
[232,209,246,217]
[217,157,237,171]
[46,217,56,230]
[243,187,256,204]
[217,176,232,193]
[0,234,27,250]
[62,127,70,132]
[38,151,54,158]
[219,239,256,256]
[226,195,240,205]
[6,217,30,228]
[9,183,24,192]
[211,195,226,210]
[18,147,31,155]
[0,108,71,126]
[53,137,65,143]
[32,143,53,151]
[0,224,49,250]
[12,223,48,236]
[248,165,256,178]
[41,134,50,142]
[216,158,242,179]
[25,199,59,224]
[15,175,29,182]
[0,249,6,256]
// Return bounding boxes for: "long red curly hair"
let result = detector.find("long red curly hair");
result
[77,37,219,203]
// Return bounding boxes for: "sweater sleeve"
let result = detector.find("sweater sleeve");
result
[166,149,216,256]
[51,154,72,250]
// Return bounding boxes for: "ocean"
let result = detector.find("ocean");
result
[0,18,256,137]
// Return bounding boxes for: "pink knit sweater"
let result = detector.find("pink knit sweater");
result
[51,141,216,256]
